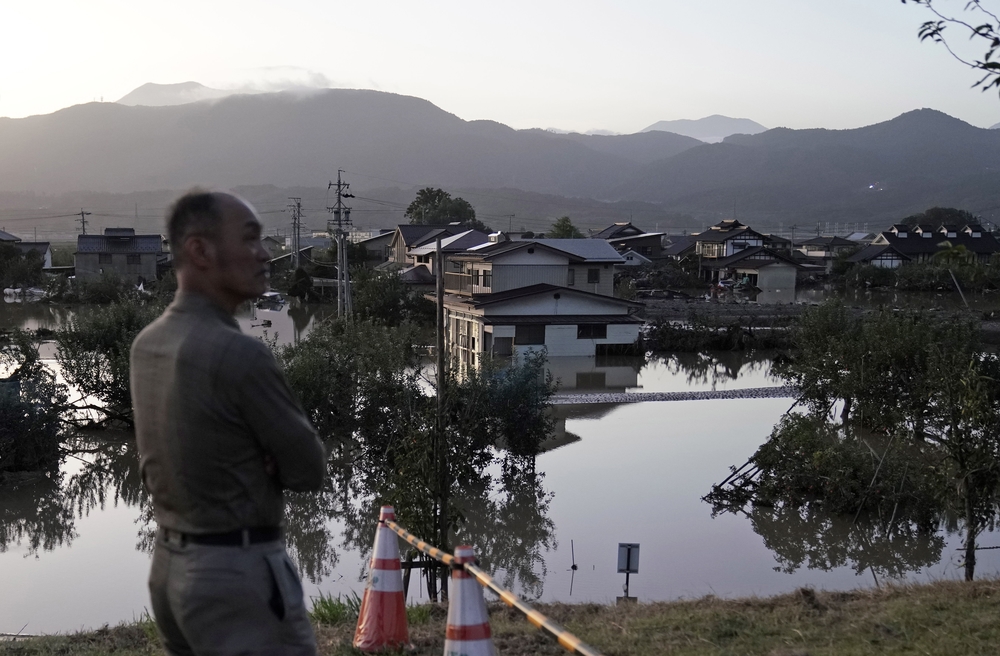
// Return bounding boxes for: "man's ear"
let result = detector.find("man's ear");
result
[183,235,215,270]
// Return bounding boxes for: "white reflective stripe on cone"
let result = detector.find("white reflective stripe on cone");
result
[369,574,405,593]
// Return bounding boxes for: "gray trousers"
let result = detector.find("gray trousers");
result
[149,528,317,656]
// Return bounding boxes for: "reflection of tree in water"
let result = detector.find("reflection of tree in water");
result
[0,434,556,596]
[660,351,775,388]
[0,473,76,555]
[452,461,555,599]
[333,453,556,599]
[0,432,147,556]
[746,503,944,581]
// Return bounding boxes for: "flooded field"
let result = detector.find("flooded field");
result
[1,300,998,634]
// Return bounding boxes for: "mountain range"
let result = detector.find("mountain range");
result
[641,115,768,142]
[0,87,998,230]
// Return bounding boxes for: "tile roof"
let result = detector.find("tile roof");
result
[800,236,857,247]
[408,230,489,256]
[77,234,164,254]
[877,230,1000,256]
[703,246,803,269]
[662,235,697,256]
[694,225,763,243]
[848,244,910,263]
[395,224,462,247]
[591,222,646,240]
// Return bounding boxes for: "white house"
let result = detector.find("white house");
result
[439,239,642,370]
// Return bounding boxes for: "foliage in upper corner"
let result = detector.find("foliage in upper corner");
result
[405,187,491,233]
[902,0,1000,97]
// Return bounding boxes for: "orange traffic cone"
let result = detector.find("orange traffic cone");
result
[444,545,496,656]
[353,506,409,651]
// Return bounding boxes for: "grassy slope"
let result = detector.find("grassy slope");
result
[4,580,1000,655]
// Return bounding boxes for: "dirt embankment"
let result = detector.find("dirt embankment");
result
[10,580,1000,655]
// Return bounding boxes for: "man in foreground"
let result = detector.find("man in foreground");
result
[130,190,326,656]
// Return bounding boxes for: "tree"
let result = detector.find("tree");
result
[405,188,489,232]
[902,1,1000,98]
[547,216,584,239]
[714,304,1000,580]
[901,206,979,227]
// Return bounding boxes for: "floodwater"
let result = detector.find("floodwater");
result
[1,301,998,635]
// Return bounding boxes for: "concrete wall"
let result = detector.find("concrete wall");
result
[757,264,797,291]
[76,253,158,282]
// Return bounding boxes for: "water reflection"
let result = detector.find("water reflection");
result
[747,504,944,580]
[0,473,75,556]
[657,351,775,389]
[0,432,556,600]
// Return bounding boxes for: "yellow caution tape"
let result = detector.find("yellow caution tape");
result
[384,519,604,656]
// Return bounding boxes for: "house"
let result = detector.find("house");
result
[440,239,640,368]
[443,284,643,368]
[261,235,284,258]
[847,243,910,269]
[355,230,395,264]
[268,246,315,276]
[386,224,465,266]
[0,229,20,244]
[617,249,652,267]
[662,235,697,261]
[702,246,802,302]
[15,242,52,268]
[693,219,766,281]
[870,223,1000,264]
[75,228,164,283]
[593,222,664,259]
[406,229,490,271]
[762,234,793,253]
[797,236,859,273]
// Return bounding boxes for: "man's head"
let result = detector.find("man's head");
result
[167,190,270,312]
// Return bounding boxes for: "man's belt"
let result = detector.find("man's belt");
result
[161,526,282,546]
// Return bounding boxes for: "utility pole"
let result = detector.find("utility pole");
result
[287,198,303,270]
[434,235,448,602]
[77,209,91,235]
[507,214,515,233]
[327,170,355,318]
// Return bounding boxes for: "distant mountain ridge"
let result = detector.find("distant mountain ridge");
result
[641,115,767,142]
[0,89,997,227]
[116,81,238,106]
[992,121,1000,129]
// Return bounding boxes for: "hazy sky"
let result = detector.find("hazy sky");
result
[2,0,998,132]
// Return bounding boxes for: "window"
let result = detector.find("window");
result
[482,271,492,288]
[99,253,112,264]
[493,337,513,356]
[587,268,600,284]
[472,269,480,286]
[514,324,545,345]
[567,269,576,286]
[577,324,607,339]
[127,254,141,265]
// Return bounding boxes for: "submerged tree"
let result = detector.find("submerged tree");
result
[711,303,1000,580]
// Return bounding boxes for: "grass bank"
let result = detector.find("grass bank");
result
[5,580,1000,655]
